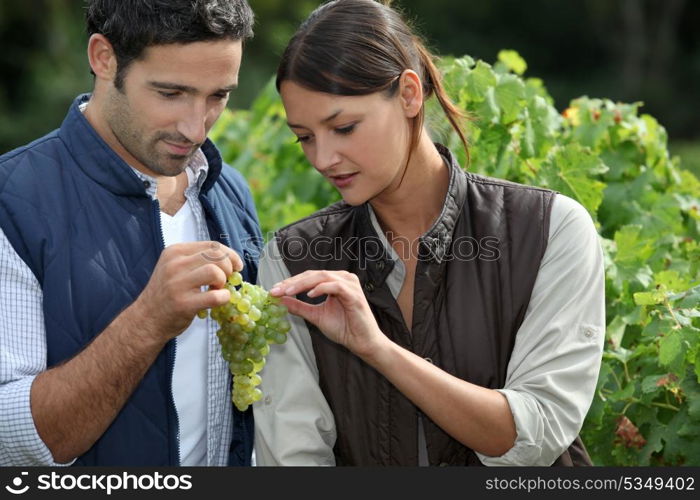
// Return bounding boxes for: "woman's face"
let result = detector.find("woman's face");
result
[280,80,413,206]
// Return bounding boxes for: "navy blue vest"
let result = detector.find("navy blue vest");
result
[0,95,261,466]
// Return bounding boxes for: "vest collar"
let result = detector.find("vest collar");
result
[361,144,468,265]
[58,94,223,197]
[417,144,468,264]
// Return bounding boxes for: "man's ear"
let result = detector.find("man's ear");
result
[87,34,118,83]
[398,69,423,119]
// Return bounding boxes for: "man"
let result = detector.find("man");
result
[0,0,261,466]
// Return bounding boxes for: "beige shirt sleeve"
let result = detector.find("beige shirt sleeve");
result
[252,238,337,466]
[476,194,605,465]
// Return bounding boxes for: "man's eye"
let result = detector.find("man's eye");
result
[158,91,180,99]
[212,93,230,101]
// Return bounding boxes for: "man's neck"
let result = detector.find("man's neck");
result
[157,172,190,216]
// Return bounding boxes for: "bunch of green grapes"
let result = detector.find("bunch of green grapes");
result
[198,271,290,411]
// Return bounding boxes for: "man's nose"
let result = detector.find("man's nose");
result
[177,102,208,145]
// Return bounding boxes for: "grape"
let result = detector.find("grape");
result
[198,271,290,412]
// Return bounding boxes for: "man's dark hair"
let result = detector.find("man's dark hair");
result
[86,0,254,89]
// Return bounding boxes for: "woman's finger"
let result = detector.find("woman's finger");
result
[278,296,324,326]
[307,281,363,309]
[270,270,349,296]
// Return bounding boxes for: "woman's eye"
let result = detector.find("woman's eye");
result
[295,136,311,144]
[335,124,356,135]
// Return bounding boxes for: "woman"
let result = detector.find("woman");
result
[253,0,604,466]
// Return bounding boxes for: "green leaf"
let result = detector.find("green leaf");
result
[462,61,497,103]
[608,381,636,402]
[634,290,667,306]
[469,124,511,175]
[519,111,535,159]
[683,377,700,419]
[641,374,666,394]
[614,225,655,264]
[605,347,635,364]
[607,315,627,350]
[654,270,694,293]
[441,55,474,101]
[674,285,700,309]
[539,143,609,215]
[661,411,693,464]
[494,74,526,123]
[497,49,527,75]
[658,330,682,367]
[599,141,644,181]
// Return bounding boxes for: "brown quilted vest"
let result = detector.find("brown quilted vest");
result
[275,145,592,466]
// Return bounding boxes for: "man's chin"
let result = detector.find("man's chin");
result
[147,155,193,177]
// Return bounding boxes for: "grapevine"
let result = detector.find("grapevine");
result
[199,271,290,411]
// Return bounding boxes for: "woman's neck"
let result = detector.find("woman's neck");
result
[370,131,449,241]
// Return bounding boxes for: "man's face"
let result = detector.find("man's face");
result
[101,39,242,177]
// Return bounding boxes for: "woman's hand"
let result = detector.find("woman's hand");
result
[269,270,387,358]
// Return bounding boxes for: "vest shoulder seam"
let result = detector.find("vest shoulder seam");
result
[0,134,63,167]
[276,202,355,233]
[464,171,555,194]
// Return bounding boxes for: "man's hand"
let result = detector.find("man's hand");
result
[133,241,243,342]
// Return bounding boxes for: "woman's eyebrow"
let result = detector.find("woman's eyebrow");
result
[288,109,343,129]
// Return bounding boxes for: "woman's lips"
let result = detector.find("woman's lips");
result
[330,173,358,188]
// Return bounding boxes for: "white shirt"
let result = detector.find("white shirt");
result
[253,193,605,466]
[160,199,208,466]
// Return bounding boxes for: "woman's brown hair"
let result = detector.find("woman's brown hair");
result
[276,0,469,160]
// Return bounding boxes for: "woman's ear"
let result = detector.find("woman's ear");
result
[398,69,423,119]
[87,34,118,83]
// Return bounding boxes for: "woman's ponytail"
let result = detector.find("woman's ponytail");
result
[415,41,471,165]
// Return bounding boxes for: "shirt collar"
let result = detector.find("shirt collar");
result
[129,150,210,200]
[365,144,467,264]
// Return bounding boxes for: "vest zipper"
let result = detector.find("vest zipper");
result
[199,196,231,247]
[153,199,181,466]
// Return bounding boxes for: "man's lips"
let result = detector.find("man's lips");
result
[329,172,358,188]
[163,141,194,156]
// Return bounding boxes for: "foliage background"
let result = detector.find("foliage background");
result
[1,0,699,168]
[1,0,699,465]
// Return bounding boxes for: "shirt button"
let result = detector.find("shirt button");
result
[143,180,151,189]
[377,261,385,271]
[264,396,272,405]
[584,328,594,338]
[424,357,434,364]
[364,281,375,293]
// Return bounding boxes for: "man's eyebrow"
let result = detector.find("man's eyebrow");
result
[148,81,238,93]
[288,109,342,129]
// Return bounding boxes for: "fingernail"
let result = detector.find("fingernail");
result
[269,287,281,295]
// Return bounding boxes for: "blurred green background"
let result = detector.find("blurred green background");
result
[0,0,698,175]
